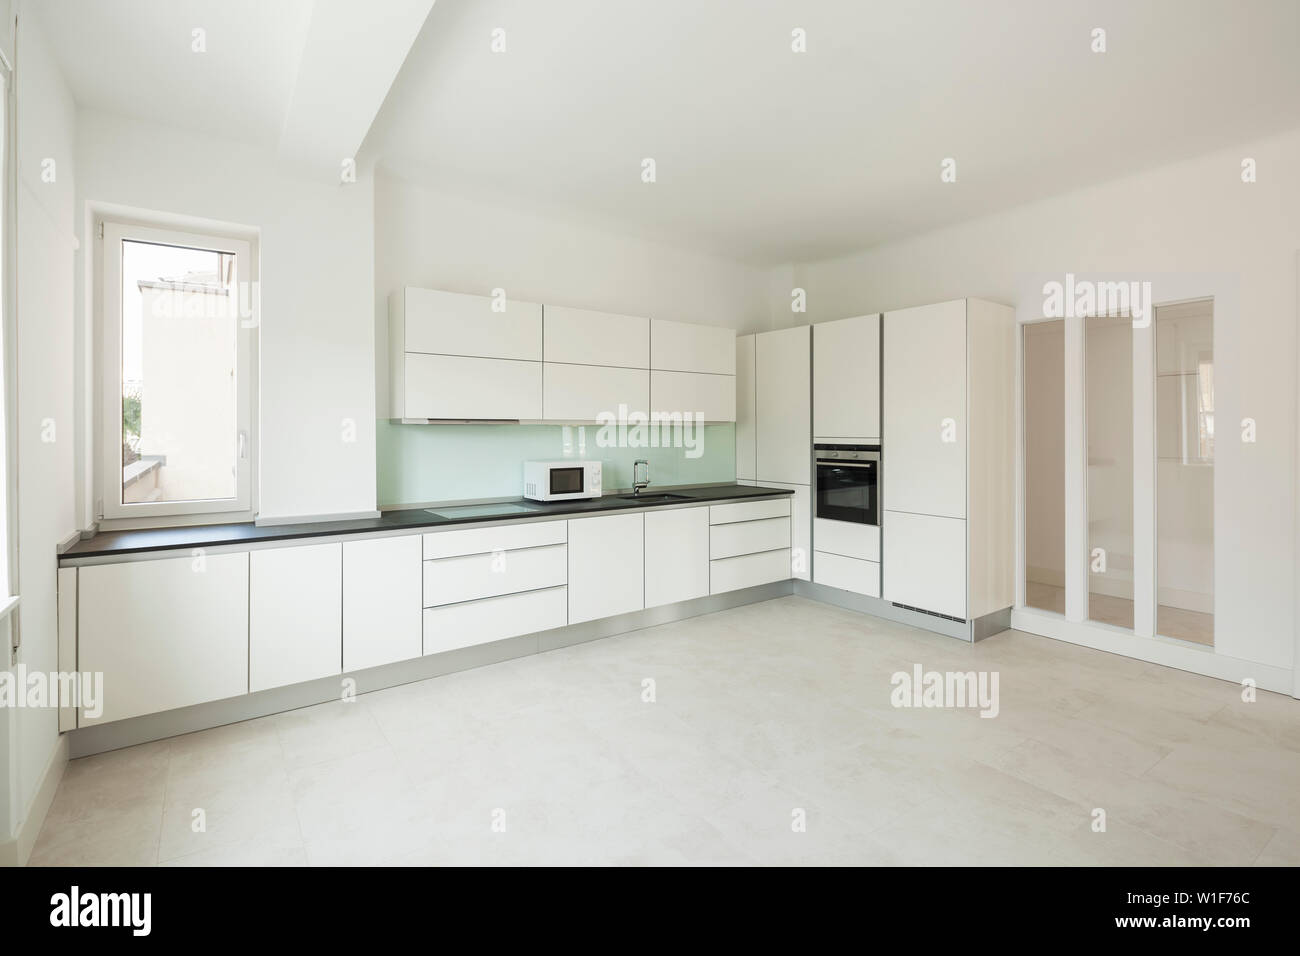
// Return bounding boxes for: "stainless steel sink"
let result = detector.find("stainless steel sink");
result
[618,493,690,503]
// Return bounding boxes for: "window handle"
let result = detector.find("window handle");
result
[238,431,248,460]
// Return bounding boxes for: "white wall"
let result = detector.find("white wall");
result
[75,110,377,522]
[789,128,1300,671]
[8,3,77,847]
[373,170,771,418]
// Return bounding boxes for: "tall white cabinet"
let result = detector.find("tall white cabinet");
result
[881,298,1014,623]
[813,313,881,442]
[736,326,811,581]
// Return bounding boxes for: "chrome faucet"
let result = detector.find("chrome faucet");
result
[632,459,650,496]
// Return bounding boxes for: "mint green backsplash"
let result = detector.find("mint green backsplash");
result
[377,421,736,508]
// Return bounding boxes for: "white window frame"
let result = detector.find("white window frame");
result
[99,220,255,522]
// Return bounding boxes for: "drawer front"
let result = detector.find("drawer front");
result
[813,551,881,598]
[709,497,790,525]
[423,586,567,655]
[813,518,880,562]
[710,548,792,594]
[710,516,790,560]
[423,520,566,560]
[423,544,566,607]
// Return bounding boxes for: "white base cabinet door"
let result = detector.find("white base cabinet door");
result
[78,552,249,725]
[881,510,967,619]
[249,543,342,693]
[343,535,422,671]
[757,481,810,581]
[567,513,644,624]
[644,507,709,608]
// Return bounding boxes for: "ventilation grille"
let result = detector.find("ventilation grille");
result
[891,602,966,624]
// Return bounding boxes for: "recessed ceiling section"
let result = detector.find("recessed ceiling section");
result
[363,0,1300,264]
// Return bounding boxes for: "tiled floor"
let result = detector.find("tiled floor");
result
[1026,582,1214,646]
[29,595,1298,866]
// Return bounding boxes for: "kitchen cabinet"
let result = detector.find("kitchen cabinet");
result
[883,300,967,518]
[402,353,542,421]
[423,587,568,655]
[709,497,793,594]
[250,542,342,693]
[735,334,757,480]
[650,370,735,422]
[543,305,649,368]
[78,552,249,725]
[881,511,966,618]
[644,506,710,607]
[756,325,811,486]
[423,545,567,607]
[757,480,810,581]
[390,288,543,420]
[343,534,422,671]
[650,318,735,374]
[400,288,542,360]
[814,552,881,599]
[567,513,645,624]
[544,363,649,421]
[880,298,1014,623]
[813,313,880,441]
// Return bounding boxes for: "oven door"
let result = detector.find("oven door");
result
[815,457,878,525]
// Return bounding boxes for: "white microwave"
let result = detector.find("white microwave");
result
[524,460,602,502]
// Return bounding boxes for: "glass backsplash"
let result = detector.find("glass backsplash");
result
[377,421,736,508]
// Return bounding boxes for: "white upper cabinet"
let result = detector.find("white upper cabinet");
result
[735,334,756,480]
[813,313,880,441]
[391,288,543,420]
[883,300,967,519]
[401,288,541,360]
[756,325,811,485]
[543,364,649,421]
[403,353,542,420]
[543,305,649,368]
[650,370,735,422]
[651,318,735,374]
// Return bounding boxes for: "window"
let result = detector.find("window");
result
[100,221,254,521]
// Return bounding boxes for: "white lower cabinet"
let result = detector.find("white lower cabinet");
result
[250,542,342,693]
[343,534,422,671]
[710,516,789,560]
[567,512,644,624]
[710,548,791,594]
[423,586,568,655]
[813,551,880,598]
[757,481,810,581]
[423,544,567,606]
[644,506,709,608]
[78,552,249,725]
[881,510,967,619]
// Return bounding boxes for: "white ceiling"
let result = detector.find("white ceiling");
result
[34,0,433,175]
[363,0,1300,265]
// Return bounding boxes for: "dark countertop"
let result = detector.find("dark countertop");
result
[60,483,794,562]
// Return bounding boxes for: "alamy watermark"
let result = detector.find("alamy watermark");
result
[1042,272,1152,327]
[595,403,705,458]
[890,664,1000,718]
[0,666,103,720]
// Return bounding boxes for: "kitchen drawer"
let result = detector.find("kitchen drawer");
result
[709,497,790,525]
[813,518,880,562]
[710,548,792,594]
[423,544,566,607]
[813,551,880,598]
[709,516,790,560]
[423,586,567,655]
[423,520,565,560]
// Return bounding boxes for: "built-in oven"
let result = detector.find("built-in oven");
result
[814,444,880,526]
